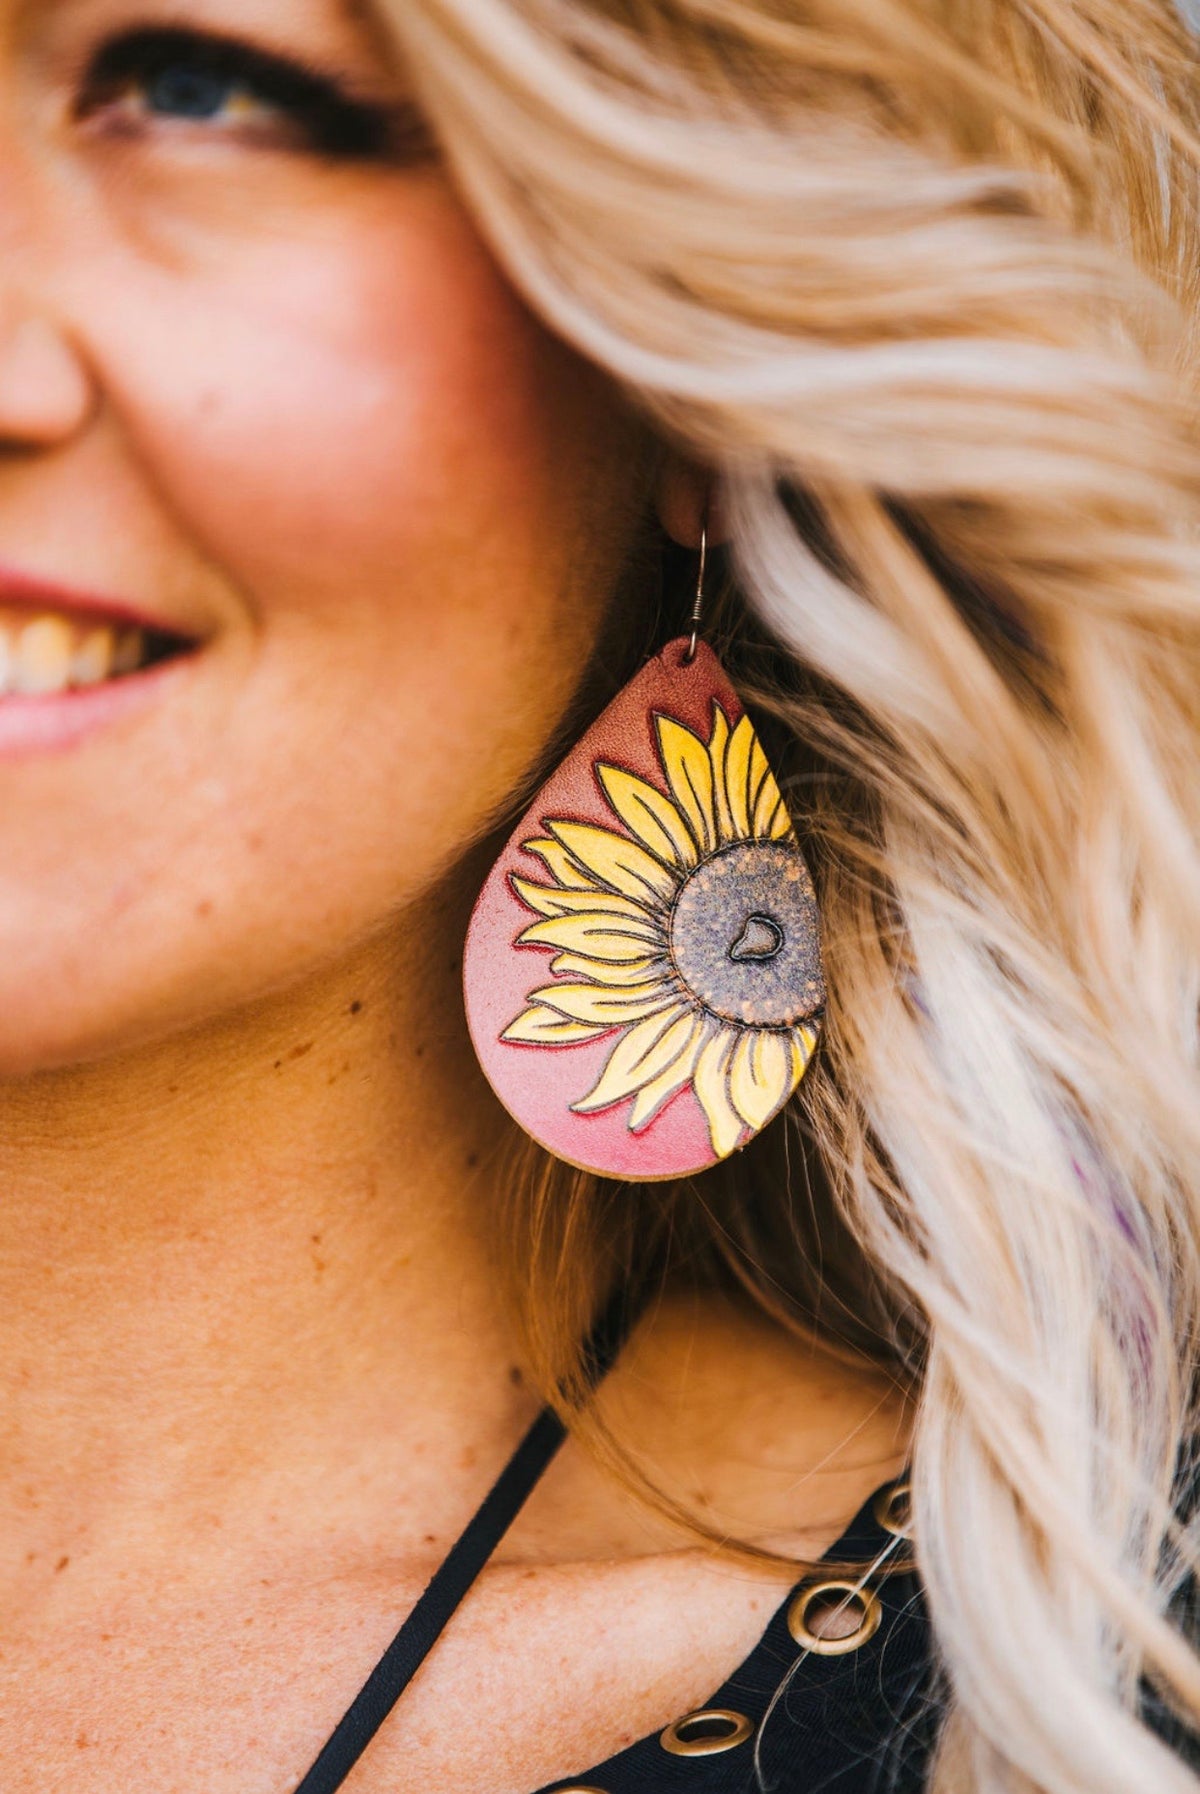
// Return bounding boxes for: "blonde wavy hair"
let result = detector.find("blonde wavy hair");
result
[382,2,1200,1789]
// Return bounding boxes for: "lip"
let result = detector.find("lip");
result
[0,653,197,762]
[0,564,201,639]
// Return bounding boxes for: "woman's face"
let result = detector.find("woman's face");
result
[0,0,649,1074]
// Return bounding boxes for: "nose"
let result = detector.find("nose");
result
[0,309,96,448]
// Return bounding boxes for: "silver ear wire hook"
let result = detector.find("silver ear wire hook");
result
[684,521,708,665]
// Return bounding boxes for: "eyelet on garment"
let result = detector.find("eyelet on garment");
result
[873,1478,913,1538]
[660,1709,755,1756]
[787,1578,882,1656]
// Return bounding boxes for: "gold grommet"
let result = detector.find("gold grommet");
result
[553,1787,610,1792]
[872,1479,913,1539]
[787,1579,882,1656]
[660,1708,755,1756]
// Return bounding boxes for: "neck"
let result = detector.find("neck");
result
[0,912,531,1567]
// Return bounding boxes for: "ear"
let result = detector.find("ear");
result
[655,454,727,549]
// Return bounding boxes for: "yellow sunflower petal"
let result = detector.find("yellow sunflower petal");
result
[691,1029,745,1159]
[751,764,792,840]
[526,979,674,1026]
[510,878,658,923]
[628,1017,706,1131]
[656,716,717,855]
[501,1006,611,1046]
[547,821,677,907]
[521,837,594,890]
[793,1020,822,1072]
[746,733,772,831]
[549,953,663,985]
[781,1023,821,1092]
[722,715,756,838]
[596,764,697,870]
[728,1029,799,1132]
[769,803,796,841]
[517,912,664,962]
[707,705,734,844]
[571,1007,702,1116]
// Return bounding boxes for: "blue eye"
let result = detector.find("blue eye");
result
[143,64,243,121]
[78,26,431,161]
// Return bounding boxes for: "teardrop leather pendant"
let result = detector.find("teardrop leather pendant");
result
[463,639,825,1180]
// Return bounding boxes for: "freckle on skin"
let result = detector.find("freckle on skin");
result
[509,1365,523,1386]
[466,1152,479,1170]
[195,899,214,919]
[286,1040,315,1061]
[349,1000,364,1016]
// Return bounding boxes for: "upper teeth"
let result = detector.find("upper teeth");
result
[0,612,146,698]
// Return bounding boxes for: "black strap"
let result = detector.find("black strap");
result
[291,1296,633,1794]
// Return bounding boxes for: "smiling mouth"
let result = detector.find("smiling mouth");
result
[0,607,193,699]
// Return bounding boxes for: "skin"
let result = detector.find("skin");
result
[0,2,908,1789]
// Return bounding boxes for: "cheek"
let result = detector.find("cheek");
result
[101,182,579,605]
[97,174,624,798]
[5,180,646,1065]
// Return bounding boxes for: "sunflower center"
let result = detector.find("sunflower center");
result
[668,840,824,1028]
[729,914,784,962]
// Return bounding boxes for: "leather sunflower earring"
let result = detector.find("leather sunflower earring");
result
[463,522,825,1181]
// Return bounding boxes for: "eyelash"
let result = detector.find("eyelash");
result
[75,26,430,162]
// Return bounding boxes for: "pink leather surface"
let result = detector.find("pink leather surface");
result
[461,638,817,1181]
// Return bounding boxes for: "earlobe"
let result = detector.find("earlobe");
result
[655,455,726,549]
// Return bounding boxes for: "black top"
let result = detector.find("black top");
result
[531,1477,934,1794]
